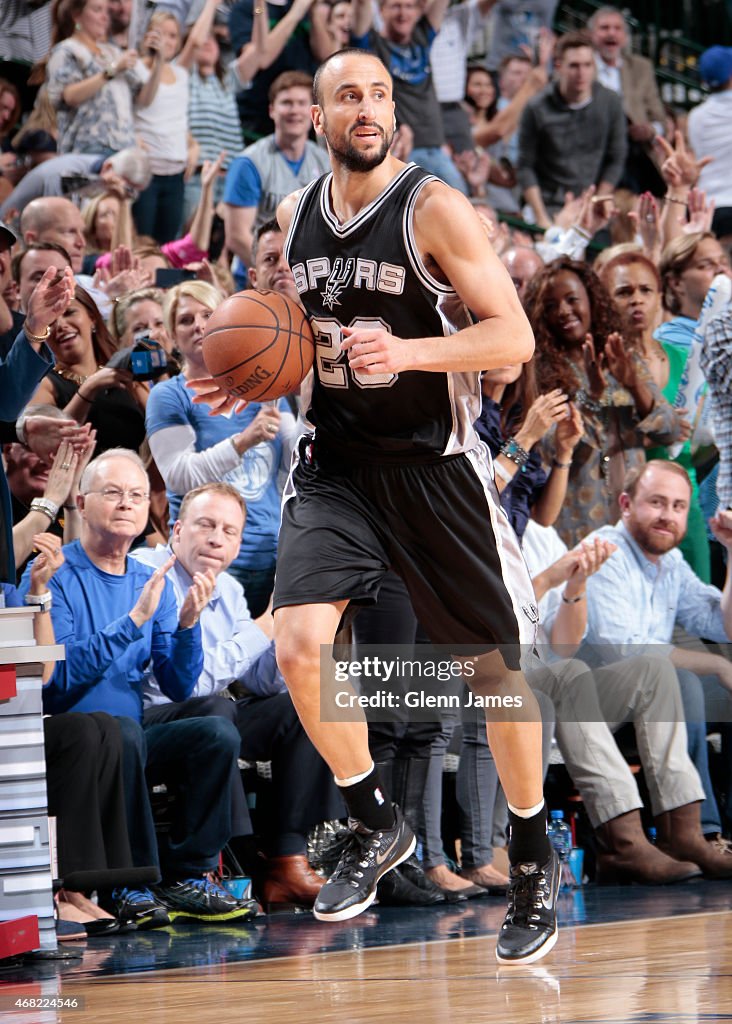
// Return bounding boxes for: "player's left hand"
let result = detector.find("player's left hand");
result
[341,326,410,375]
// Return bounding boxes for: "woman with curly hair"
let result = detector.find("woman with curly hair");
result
[524,257,682,547]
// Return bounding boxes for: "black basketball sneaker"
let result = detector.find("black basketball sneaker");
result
[495,851,560,965]
[313,806,416,922]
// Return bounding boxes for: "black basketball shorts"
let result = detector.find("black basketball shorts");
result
[273,434,538,652]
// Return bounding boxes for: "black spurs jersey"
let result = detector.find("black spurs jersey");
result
[283,162,482,464]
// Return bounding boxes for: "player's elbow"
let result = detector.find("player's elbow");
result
[514,322,535,364]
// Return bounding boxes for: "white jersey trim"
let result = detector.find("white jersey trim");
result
[464,445,538,648]
[319,163,419,238]
[403,177,456,297]
[283,177,322,267]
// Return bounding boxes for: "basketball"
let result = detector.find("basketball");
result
[201,289,315,403]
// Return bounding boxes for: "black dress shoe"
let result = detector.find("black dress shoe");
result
[399,857,459,902]
[377,867,444,906]
[83,918,121,936]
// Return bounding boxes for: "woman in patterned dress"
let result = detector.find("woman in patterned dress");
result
[525,257,683,549]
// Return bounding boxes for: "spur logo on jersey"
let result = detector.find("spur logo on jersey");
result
[321,257,355,310]
[291,257,406,302]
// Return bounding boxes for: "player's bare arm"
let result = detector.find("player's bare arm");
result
[342,182,535,377]
[276,189,305,237]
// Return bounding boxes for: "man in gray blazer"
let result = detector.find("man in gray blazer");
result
[590,5,666,193]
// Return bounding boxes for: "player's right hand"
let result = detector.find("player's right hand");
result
[187,376,248,416]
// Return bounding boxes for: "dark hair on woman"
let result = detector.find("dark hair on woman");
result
[599,250,662,292]
[52,284,117,364]
[491,358,540,435]
[523,257,622,395]
[464,65,498,120]
[0,79,22,137]
[51,0,88,46]
[29,0,87,84]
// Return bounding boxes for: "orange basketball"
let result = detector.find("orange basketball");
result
[202,289,314,403]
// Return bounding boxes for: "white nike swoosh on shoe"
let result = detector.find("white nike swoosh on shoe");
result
[375,842,397,866]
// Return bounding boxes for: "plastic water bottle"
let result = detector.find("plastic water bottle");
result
[547,810,574,888]
[648,827,657,845]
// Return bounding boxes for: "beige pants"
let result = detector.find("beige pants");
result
[529,655,705,828]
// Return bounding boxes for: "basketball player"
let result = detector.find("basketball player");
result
[196,48,558,965]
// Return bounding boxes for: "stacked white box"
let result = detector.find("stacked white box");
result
[0,608,64,953]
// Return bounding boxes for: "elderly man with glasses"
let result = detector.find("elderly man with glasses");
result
[21,447,257,927]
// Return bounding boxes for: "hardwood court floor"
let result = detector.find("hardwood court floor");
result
[2,884,732,1024]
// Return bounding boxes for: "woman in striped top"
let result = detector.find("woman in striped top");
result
[182,0,316,225]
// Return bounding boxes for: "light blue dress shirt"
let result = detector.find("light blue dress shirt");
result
[584,520,728,663]
[132,545,285,707]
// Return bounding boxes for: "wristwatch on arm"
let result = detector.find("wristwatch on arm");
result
[24,591,52,613]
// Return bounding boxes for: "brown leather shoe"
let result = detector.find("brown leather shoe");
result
[595,809,701,884]
[654,801,732,879]
[260,855,324,910]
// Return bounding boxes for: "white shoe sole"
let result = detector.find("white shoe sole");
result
[313,834,417,923]
[495,925,558,966]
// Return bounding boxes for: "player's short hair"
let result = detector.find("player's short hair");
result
[313,48,392,107]
[178,482,247,524]
[268,70,314,105]
[622,460,692,500]
[555,31,595,61]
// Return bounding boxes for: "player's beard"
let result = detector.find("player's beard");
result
[325,120,393,172]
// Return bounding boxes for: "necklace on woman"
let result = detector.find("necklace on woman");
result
[637,335,668,364]
[56,365,101,386]
[73,30,102,56]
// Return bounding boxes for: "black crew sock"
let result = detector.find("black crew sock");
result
[507,804,552,865]
[340,765,396,831]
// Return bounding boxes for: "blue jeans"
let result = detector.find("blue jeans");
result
[116,712,241,877]
[132,171,185,245]
[228,564,276,619]
[410,147,468,196]
[675,669,723,834]
[456,689,555,867]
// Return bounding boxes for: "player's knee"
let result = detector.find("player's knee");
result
[275,629,322,687]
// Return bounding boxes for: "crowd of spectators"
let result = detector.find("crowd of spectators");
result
[3,0,732,943]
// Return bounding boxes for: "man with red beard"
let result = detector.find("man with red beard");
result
[583,459,732,874]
